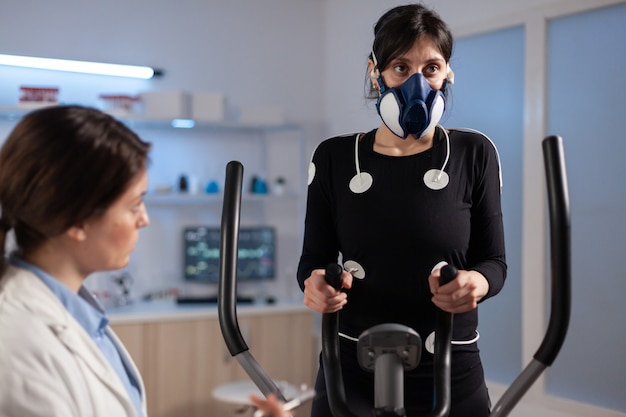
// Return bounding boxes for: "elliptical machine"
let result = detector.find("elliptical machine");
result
[218,135,571,417]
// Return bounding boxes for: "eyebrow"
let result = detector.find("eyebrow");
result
[131,190,147,203]
[423,56,446,64]
[392,54,445,65]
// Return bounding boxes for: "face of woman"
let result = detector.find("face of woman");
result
[80,170,150,272]
[378,36,448,91]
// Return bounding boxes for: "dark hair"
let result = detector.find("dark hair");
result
[366,3,454,98]
[0,105,151,271]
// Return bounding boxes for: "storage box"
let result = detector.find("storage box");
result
[99,94,141,117]
[18,86,59,109]
[191,92,225,123]
[140,90,190,120]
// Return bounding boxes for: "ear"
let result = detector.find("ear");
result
[66,225,87,242]
[368,59,380,90]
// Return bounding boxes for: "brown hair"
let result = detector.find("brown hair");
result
[0,105,151,271]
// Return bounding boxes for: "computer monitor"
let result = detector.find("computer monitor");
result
[183,225,276,283]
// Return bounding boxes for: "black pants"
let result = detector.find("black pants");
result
[310,361,491,417]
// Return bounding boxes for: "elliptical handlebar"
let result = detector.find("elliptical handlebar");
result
[534,135,571,366]
[490,135,571,417]
[217,160,286,401]
[321,263,358,417]
[424,264,456,417]
[218,160,247,356]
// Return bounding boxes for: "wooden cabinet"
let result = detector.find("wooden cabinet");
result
[110,306,315,417]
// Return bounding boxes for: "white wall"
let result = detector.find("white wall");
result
[0,0,325,125]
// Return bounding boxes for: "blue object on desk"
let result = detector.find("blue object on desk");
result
[251,176,268,194]
[205,180,219,194]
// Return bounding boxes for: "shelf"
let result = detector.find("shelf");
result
[0,105,302,134]
[124,117,302,134]
[0,105,32,121]
[144,192,299,206]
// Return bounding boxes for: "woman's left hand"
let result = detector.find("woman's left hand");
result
[428,268,489,314]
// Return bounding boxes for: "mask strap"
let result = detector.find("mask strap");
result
[440,78,449,97]
[354,133,363,177]
[370,51,386,94]
[370,50,379,70]
[437,125,451,181]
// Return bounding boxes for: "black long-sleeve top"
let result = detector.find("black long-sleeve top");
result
[297,126,507,400]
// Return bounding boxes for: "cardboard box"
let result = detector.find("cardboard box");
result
[140,90,190,120]
[191,92,225,122]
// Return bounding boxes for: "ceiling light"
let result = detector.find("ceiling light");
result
[0,53,163,79]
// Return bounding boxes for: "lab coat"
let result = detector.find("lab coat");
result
[0,265,148,417]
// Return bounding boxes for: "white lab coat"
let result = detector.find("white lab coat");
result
[0,265,148,417]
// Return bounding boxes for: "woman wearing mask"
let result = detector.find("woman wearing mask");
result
[0,105,151,416]
[298,4,506,417]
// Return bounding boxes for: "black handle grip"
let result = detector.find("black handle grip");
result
[440,265,458,286]
[325,263,343,290]
[217,160,285,400]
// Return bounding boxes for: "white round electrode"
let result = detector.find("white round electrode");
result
[425,331,436,354]
[307,162,316,185]
[431,261,449,274]
[343,260,365,279]
[349,172,373,194]
[423,169,449,190]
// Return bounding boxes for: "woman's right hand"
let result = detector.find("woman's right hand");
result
[303,268,352,314]
[250,393,291,417]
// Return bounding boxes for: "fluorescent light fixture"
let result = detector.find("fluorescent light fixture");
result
[0,53,163,79]
[171,119,195,128]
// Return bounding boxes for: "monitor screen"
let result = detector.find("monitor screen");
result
[183,226,276,282]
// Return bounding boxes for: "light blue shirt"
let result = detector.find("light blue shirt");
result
[10,254,144,417]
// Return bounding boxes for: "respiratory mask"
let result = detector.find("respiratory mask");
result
[375,71,447,139]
